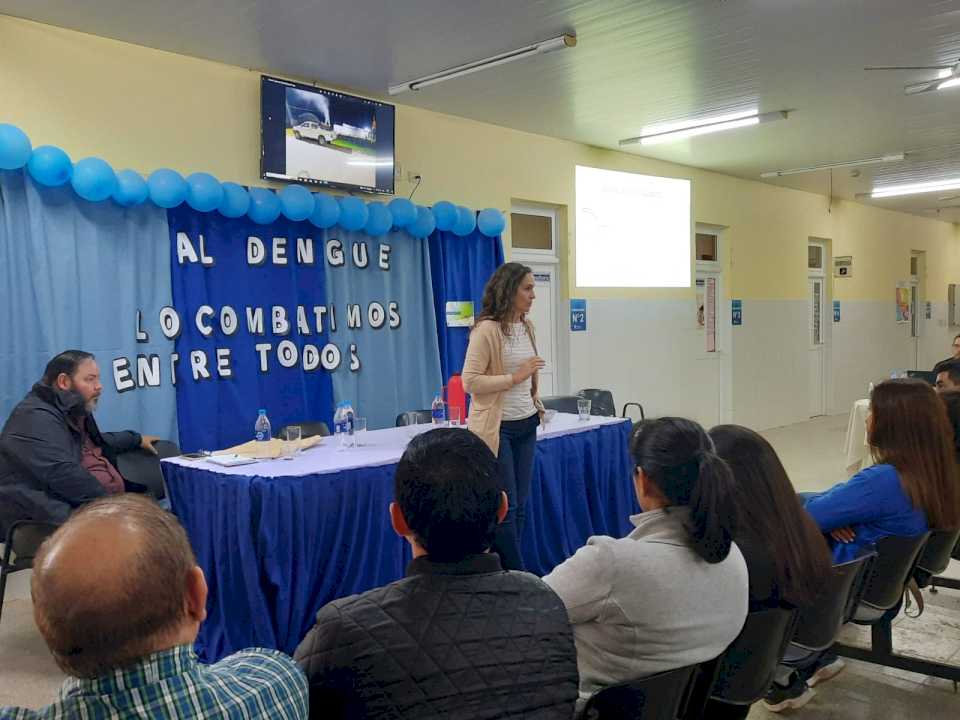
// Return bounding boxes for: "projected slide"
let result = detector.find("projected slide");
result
[575,166,691,288]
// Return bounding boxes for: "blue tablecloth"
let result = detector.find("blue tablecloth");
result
[164,419,635,662]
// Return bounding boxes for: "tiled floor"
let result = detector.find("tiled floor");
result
[1,413,958,716]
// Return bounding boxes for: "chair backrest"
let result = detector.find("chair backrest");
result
[116,439,181,501]
[278,421,330,439]
[541,395,581,414]
[856,532,930,614]
[906,370,937,385]
[582,664,699,720]
[579,389,617,417]
[914,528,960,588]
[4,521,60,570]
[707,606,799,705]
[395,410,433,427]
[792,553,875,651]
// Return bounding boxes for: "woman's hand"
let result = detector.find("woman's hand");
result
[829,526,856,544]
[512,356,546,385]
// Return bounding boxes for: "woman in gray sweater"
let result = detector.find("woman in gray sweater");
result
[543,418,749,708]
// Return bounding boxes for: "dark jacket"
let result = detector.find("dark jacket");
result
[294,553,579,720]
[0,384,143,534]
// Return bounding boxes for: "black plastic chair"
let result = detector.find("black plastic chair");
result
[0,520,59,625]
[906,370,937,385]
[930,532,960,592]
[582,664,701,720]
[395,410,433,427]
[914,528,960,589]
[579,389,617,417]
[116,439,181,501]
[278,421,329,439]
[541,395,581,414]
[698,606,800,711]
[850,533,930,623]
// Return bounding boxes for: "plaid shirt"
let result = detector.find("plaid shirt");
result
[0,645,308,720]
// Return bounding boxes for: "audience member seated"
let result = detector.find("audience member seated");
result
[294,428,578,720]
[542,418,748,710]
[705,425,834,718]
[0,350,159,535]
[934,358,960,392]
[933,332,960,372]
[940,389,960,462]
[0,495,308,719]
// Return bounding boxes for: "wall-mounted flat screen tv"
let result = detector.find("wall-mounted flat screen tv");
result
[260,75,395,194]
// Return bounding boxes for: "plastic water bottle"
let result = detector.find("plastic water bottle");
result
[334,401,355,449]
[431,393,445,425]
[254,409,271,442]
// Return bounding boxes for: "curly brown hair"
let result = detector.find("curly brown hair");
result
[476,262,533,336]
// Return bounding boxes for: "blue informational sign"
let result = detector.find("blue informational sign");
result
[570,298,587,331]
[732,299,742,326]
[833,300,841,322]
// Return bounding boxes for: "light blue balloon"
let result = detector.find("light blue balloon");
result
[338,196,369,231]
[279,184,314,221]
[364,201,393,236]
[218,182,250,218]
[432,200,457,232]
[247,187,281,225]
[148,168,187,208]
[0,124,32,170]
[477,208,506,237]
[27,145,72,187]
[452,205,477,237]
[186,172,224,213]
[309,193,340,229]
[71,157,117,202]
[408,205,437,239]
[112,169,149,207]
[387,197,416,229]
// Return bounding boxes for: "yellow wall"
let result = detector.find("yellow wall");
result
[2,14,957,303]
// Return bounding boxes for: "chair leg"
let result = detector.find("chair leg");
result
[931,575,960,592]
[0,567,8,626]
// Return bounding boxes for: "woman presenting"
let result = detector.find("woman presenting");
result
[462,262,546,570]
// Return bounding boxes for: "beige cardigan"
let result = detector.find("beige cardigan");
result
[462,319,545,455]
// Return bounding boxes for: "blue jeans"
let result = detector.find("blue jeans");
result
[493,412,540,571]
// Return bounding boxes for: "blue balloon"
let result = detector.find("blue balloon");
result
[309,193,340,229]
[408,205,437,238]
[387,197,416,229]
[452,205,477,237]
[218,182,250,218]
[364,201,393,236]
[112,169,149,207]
[279,184,314,221]
[186,172,224,213]
[71,157,117,202]
[477,208,506,237]
[338,196,369,231]
[27,145,72,187]
[432,200,457,231]
[247,187,281,225]
[0,124,31,170]
[148,168,187,208]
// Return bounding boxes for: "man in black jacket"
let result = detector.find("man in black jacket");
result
[294,428,578,720]
[0,350,158,535]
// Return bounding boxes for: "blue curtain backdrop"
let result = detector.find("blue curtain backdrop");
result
[0,169,177,440]
[167,207,336,452]
[325,230,443,430]
[428,229,504,381]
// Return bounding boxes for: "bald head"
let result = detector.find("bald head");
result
[31,495,205,678]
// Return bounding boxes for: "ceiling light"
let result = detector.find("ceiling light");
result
[760,153,905,178]
[620,109,788,146]
[938,68,955,79]
[388,34,576,95]
[937,77,960,90]
[871,178,960,199]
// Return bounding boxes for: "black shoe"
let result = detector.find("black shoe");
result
[762,674,815,713]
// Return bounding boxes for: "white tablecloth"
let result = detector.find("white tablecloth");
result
[164,412,630,478]
[843,398,872,474]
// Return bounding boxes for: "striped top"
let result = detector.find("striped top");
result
[0,645,308,720]
[501,322,538,421]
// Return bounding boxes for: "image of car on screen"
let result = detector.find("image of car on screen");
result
[292,120,338,144]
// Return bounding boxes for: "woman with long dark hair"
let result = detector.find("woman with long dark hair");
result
[462,262,545,570]
[543,418,748,708]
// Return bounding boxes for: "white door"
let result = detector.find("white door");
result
[808,276,826,417]
[527,266,557,396]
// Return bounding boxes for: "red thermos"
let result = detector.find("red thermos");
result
[447,373,467,422]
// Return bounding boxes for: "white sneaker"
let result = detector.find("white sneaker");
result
[807,657,846,687]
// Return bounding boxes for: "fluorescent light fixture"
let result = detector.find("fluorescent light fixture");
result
[388,34,576,95]
[620,109,788,146]
[937,76,960,90]
[761,153,905,178]
[938,68,955,79]
[871,178,960,199]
